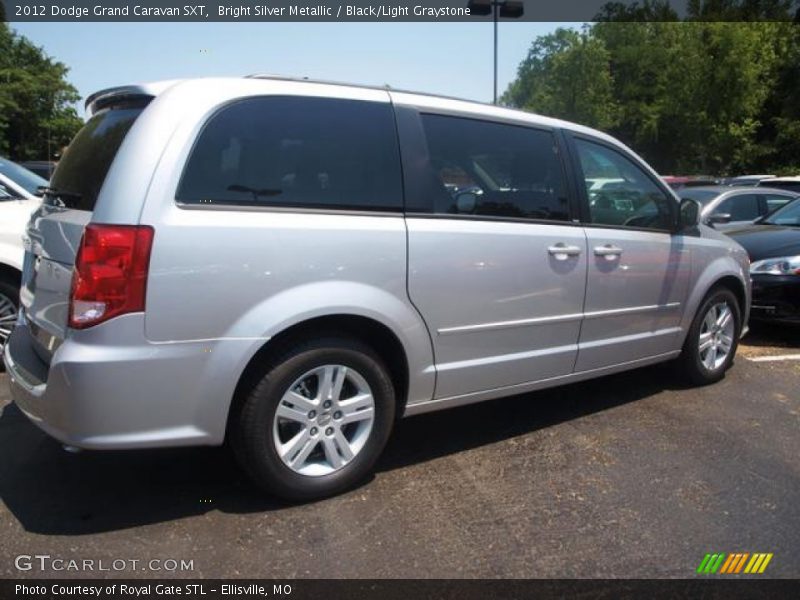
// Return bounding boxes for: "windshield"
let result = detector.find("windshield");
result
[763,197,800,226]
[47,106,144,210]
[0,157,48,197]
[678,188,720,205]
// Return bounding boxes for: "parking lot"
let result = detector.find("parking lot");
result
[0,324,798,579]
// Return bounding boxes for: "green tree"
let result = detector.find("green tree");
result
[501,27,618,131]
[0,23,83,161]
[503,19,798,175]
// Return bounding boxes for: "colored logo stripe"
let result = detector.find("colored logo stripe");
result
[697,553,726,574]
[698,553,773,574]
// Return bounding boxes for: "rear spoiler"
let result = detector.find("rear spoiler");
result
[85,80,183,116]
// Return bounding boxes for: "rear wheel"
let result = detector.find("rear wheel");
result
[679,287,741,385]
[230,337,395,501]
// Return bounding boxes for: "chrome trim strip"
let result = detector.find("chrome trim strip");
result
[437,302,682,335]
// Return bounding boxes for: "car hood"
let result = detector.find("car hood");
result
[726,224,800,261]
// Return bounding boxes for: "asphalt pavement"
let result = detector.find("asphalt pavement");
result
[1,325,798,578]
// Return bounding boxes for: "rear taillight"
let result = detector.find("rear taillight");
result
[69,224,154,329]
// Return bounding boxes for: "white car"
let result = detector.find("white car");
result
[0,158,46,350]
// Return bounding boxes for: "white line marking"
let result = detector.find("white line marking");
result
[747,354,800,362]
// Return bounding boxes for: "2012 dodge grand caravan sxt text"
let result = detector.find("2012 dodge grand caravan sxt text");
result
[4,77,751,500]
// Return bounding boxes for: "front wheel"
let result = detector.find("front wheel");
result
[679,287,741,385]
[230,337,396,501]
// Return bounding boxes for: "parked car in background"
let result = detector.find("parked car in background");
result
[662,175,719,190]
[20,160,57,180]
[0,159,45,351]
[4,77,751,500]
[757,176,800,193]
[678,186,798,231]
[0,157,48,200]
[727,197,800,323]
[724,174,775,187]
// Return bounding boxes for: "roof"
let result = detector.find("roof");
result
[83,75,614,141]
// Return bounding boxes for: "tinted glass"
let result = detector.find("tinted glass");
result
[763,194,795,213]
[420,114,569,221]
[763,181,800,192]
[764,198,800,226]
[678,188,721,205]
[717,194,759,221]
[0,158,47,196]
[576,140,673,230]
[177,97,402,211]
[47,107,144,211]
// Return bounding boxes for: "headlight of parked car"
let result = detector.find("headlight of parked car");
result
[750,255,800,275]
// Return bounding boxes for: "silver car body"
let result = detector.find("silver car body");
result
[4,77,751,449]
[685,186,800,232]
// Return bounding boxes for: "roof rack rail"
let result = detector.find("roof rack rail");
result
[243,73,489,107]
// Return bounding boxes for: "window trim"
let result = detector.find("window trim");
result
[173,94,405,214]
[565,131,679,234]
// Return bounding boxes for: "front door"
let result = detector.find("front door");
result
[569,136,692,372]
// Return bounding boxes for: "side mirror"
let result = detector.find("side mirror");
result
[679,198,702,229]
[456,191,478,214]
[707,212,732,225]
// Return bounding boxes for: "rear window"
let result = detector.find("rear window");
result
[763,181,800,193]
[176,96,403,211]
[46,106,144,211]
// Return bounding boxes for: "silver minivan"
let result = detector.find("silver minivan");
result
[4,77,751,500]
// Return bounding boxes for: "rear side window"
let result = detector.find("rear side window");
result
[177,96,402,211]
[420,114,570,221]
[47,106,145,211]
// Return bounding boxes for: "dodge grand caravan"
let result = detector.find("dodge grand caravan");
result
[4,77,751,500]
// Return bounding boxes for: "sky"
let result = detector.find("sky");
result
[10,22,581,115]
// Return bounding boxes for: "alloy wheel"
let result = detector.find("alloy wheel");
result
[272,364,375,477]
[698,301,735,372]
[0,292,17,352]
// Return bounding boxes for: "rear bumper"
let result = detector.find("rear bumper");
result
[750,274,800,323]
[4,312,258,449]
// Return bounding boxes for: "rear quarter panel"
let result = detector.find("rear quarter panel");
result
[136,79,436,407]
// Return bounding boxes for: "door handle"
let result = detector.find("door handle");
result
[594,244,623,259]
[548,243,582,260]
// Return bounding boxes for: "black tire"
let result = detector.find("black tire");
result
[678,286,741,386]
[230,336,396,501]
[0,274,20,368]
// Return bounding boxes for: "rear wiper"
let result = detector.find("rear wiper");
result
[39,186,82,198]
[38,186,82,207]
[227,184,282,202]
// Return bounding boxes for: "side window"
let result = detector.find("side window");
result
[762,194,793,214]
[420,114,570,222]
[717,194,760,221]
[177,96,402,211]
[575,139,674,230]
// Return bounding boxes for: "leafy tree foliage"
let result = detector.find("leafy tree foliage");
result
[0,23,83,161]
[502,4,800,175]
